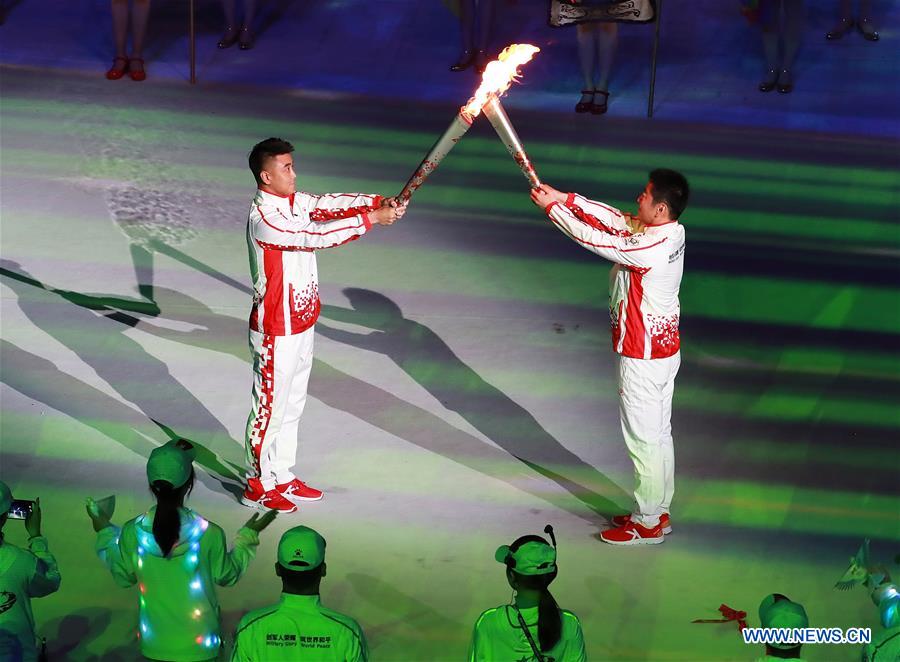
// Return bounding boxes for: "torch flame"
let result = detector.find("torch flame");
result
[462,44,540,119]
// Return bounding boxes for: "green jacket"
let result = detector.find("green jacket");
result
[96,507,259,661]
[0,536,61,662]
[469,604,586,662]
[232,593,368,661]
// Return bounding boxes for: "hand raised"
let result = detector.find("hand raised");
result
[530,185,557,210]
[25,497,42,538]
[85,498,111,533]
[244,509,278,533]
[371,203,406,226]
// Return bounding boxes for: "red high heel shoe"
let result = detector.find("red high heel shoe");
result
[575,90,594,113]
[105,56,128,80]
[128,58,146,82]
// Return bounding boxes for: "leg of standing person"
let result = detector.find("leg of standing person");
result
[758,0,781,91]
[243,331,302,512]
[128,0,151,81]
[450,0,477,71]
[592,22,618,114]
[857,0,879,40]
[575,23,598,112]
[826,0,853,38]
[107,0,130,79]
[218,0,239,48]
[617,356,667,528]
[270,326,321,501]
[659,352,680,516]
[473,0,495,71]
[777,0,804,92]
[239,0,257,49]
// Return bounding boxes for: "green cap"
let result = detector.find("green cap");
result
[0,481,11,514]
[495,540,557,575]
[759,594,809,648]
[278,526,326,570]
[147,439,196,488]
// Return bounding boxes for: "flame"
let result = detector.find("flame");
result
[462,44,540,118]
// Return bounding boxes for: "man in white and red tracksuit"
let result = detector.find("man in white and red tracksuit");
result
[530,169,690,546]
[241,137,406,513]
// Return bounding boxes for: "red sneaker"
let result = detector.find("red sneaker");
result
[611,513,672,535]
[276,478,323,502]
[241,478,297,513]
[600,520,664,546]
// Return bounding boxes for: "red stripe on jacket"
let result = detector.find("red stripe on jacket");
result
[566,203,633,238]
[258,206,366,238]
[309,196,383,222]
[621,269,647,359]
[262,250,286,335]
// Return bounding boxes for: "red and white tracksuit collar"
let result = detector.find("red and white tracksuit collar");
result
[644,218,679,231]
[256,188,295,208]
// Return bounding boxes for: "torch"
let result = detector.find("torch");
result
[482,95,541,189]
[397,44,540,203]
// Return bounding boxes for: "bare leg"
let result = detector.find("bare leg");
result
[218,0,238,46]
[459,0,474,53]
[576,23,598,102]
[450,0,476,70]
[107,0,129,77]
[110,0,129,61]
[221,0,236,28]
[241,0,256,29]
[840,0,852,18]
[238,0,257,47]
[595,22,618,92]
[475,0,494,53]
[827,0,853,38]
[130,0,151,60]
[782,0,804,70]
[759,0,780,69]
[758,0,780,89]
[858,0,878,38]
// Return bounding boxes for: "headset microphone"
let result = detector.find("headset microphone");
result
[543,524,557,549]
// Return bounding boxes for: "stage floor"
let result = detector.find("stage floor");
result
[1,43,899,662]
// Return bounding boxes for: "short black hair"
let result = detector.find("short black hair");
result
[649,168,690,220]
[249,137,294,185]
[278,563,324,592]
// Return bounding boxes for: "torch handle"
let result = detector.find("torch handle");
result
[482,95,541,189]
[398,112,474,202]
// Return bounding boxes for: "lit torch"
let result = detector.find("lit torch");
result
[397,44,540,203]
[482,94,541,189]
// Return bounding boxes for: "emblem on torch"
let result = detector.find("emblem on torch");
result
[398,44,541,203]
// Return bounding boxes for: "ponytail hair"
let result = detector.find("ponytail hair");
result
[507,535,562,652]
[150,469,194,557]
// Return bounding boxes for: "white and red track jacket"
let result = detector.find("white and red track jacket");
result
[546,193,685,360]
[247,189,383,336]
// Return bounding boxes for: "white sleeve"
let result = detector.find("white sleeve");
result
[546,201,669,269]
[300,192,383,223]
[250,198,372,251]
[565,192,634,235]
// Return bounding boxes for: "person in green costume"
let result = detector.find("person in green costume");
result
[86,439,276,661]
[231,525,368,661]
[469,527,586,661]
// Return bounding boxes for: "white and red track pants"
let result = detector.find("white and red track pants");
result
[617,351,680,527]
[245,327,314,491]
